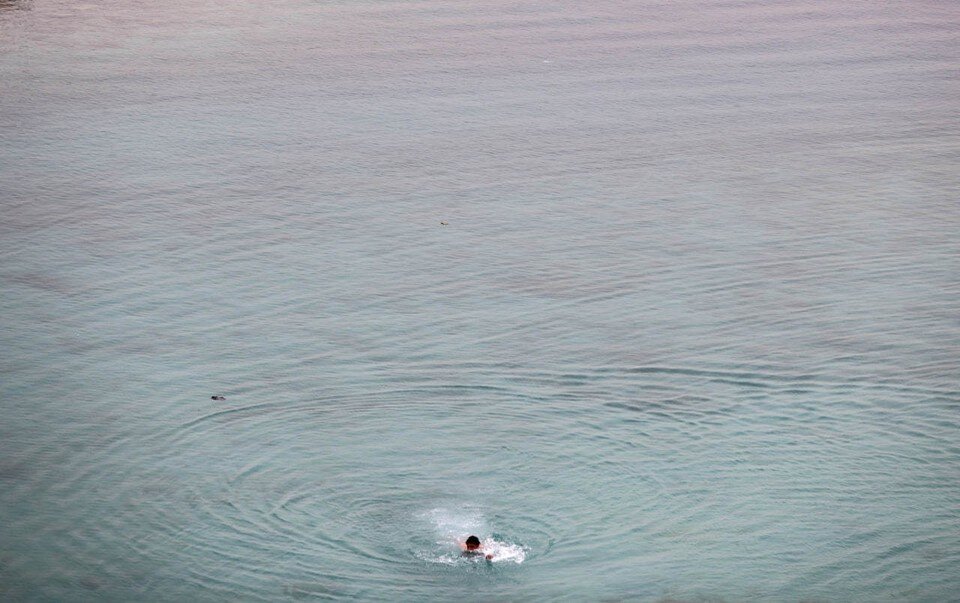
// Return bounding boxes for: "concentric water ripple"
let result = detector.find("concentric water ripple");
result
[8,365,954,600]
[2,0,960,600]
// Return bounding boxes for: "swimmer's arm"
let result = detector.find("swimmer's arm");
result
[459,541,493,560]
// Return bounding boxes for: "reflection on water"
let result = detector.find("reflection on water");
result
[1,0,959,600]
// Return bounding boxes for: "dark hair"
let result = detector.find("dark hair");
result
[466,535,480,546]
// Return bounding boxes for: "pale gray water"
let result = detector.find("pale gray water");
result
[1,0,959,600]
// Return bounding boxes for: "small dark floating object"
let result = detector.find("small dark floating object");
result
[211,395,226,401]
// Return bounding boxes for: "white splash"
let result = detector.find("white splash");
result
[416,507,526,565]
[480,536,526,564]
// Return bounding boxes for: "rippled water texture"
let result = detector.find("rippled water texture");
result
[2,0,959,600]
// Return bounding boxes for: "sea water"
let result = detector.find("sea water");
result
[1,0,958,600]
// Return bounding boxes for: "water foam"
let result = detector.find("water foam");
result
[479,536,526,564]
[416,507,526,565]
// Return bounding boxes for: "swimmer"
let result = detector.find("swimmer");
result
[460,535,493,561]
[211,395,226,401]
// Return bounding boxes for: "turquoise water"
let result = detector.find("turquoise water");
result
[2,0,959,600]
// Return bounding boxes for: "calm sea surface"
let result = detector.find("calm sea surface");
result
[1,0,959,600]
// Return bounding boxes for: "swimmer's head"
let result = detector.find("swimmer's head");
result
[465,535,481,550]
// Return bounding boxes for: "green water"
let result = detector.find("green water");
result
[1,0,959,600]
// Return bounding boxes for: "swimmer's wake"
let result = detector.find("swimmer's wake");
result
[416,507,527,565]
